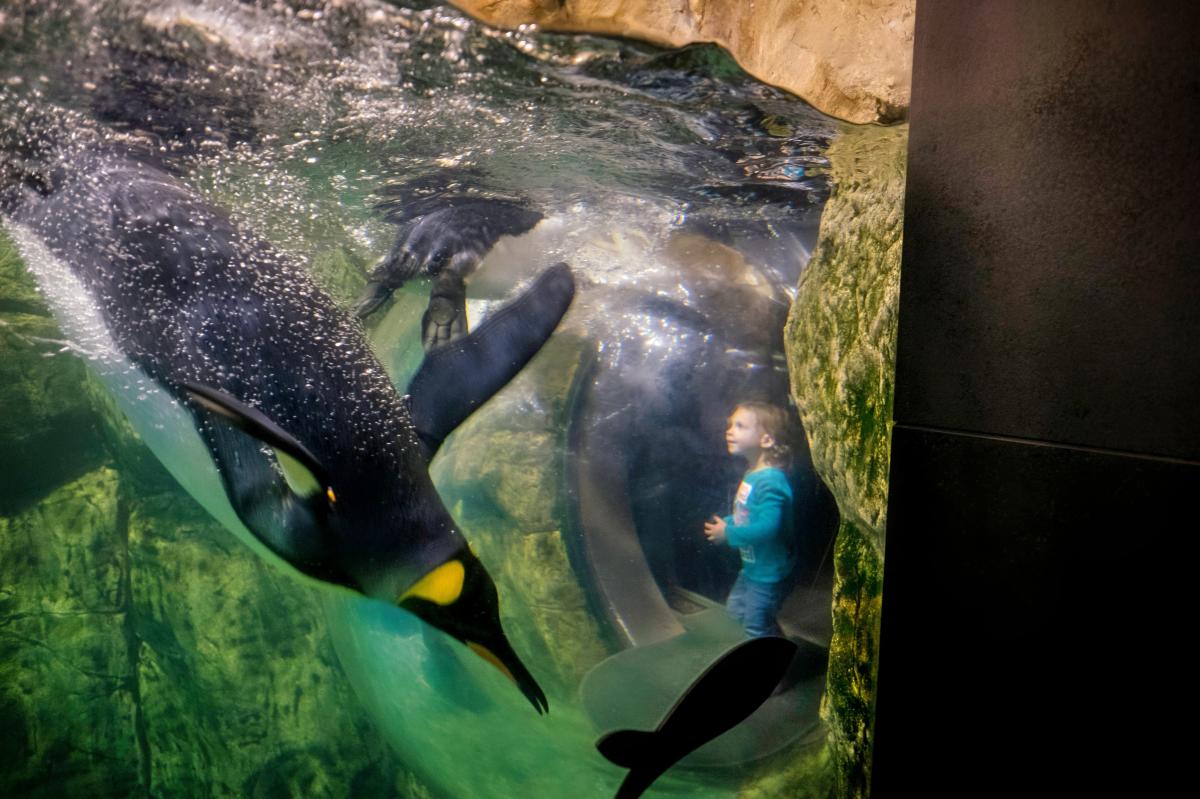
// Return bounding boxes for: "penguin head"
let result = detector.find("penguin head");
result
[398,548,549,715]
[179,381,548,714]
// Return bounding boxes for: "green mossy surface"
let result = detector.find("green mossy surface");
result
[784,123,907,799]
[736,735,835,799]
[128,496,356,795]
[0,464,419,797]
[0,469,141,797]
[310,244,371,309]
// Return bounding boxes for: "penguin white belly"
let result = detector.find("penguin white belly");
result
[3,219,291,573]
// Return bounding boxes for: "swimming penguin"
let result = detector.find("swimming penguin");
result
[355,167,544,349]
[596,636,799,799]
[4,144,571,714]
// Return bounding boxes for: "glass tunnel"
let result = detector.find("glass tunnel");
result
[0,2,901,797]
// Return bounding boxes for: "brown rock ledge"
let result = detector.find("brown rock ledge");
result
[448,0,914,124]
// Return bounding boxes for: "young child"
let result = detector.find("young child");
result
[704,402,796,638]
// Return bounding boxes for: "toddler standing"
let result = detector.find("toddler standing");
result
[704,402,796,637]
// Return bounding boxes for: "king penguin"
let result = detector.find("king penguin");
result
[3,143,572,714]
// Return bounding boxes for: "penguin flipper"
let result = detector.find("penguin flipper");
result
[203,422,329,572]
[407,262,574,454]
[180,381,331,492]
[182,382,340,579]
[595,729,660,769]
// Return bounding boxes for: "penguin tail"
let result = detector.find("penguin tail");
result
[596,729,660,768]
[596,729,674,799]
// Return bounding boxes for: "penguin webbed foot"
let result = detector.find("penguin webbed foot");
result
[421,269,468,350]
[356,193,543,329]
[353,235,433,321]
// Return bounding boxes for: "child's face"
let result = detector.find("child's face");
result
[726,408,772,458]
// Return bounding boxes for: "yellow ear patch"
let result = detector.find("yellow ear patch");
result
[400,560,465,606]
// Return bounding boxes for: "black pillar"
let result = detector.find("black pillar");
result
[875,1,1199,793]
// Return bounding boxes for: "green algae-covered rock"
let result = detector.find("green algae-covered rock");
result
[0,468,141,797]
[125,492,402,796]
[492,527,608,688]
[737,736,836,799]
[309,245,371,309]
[0,465,416,797]
[784,123,908,798]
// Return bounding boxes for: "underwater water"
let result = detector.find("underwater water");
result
[0,1,845,797]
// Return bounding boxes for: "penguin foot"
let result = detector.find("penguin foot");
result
[354,274,396,319]
[421,273,468,350]
[357,190,544,323]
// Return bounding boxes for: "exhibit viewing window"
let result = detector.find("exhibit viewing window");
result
[0,1,912,796]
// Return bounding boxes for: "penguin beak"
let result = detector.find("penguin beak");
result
[464,630,549,716]
[399,550,549,715]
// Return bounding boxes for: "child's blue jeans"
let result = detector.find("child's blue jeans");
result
[726,572,785,637]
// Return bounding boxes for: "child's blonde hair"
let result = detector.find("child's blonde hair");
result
[734,402,795,468]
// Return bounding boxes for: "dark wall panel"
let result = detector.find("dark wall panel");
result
[875,426,1196,792]
[879,0,1199,792]
[894,0,1200,460]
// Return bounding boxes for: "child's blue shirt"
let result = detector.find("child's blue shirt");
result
[723,466,795,584]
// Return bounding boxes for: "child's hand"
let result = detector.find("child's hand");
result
[704,515,727,544]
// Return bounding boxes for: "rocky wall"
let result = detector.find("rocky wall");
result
[446,0,914,124]
[784,123,907,797]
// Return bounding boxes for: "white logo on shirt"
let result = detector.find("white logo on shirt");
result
[734,480,755,563]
